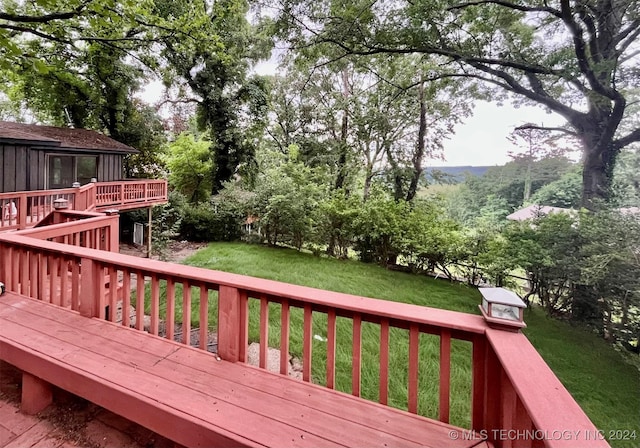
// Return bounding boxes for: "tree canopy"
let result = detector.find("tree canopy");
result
[271,0,640,208]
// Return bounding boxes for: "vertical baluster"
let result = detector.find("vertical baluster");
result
[379,318,390,405]
[36,253,45,301]
[108,266,118,321]
[280,299,290,376]
[239,290,249,362]
[408,323,420,414]
[166,278,175,341]
[122,270,131,327]
[19,249,29,296]
[500,369,517,448]
[28,252,38,299]
[471,336,486,431]
[259,295,269,368]
[71,260,80,311]
[439,329,451,423]
[150,274,159,335]
[1,246,13,290]
[326,309,336,389]
[60,258,69,307]
[11,248,20,293]
[182,281,191,345]
[49,256,58,305]
[136,272,145,331]
[303,304,312,382]
[515,396,533,448]
[352,314,362,397]
[96,262,106,319]
[199,285,208,350]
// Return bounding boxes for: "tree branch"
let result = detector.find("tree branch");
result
[0,5,86,24]
[515,123,579,137]
[0,23,72,45]
[559,0,616,99]
[613,128,640,150]
[447,0,562,18]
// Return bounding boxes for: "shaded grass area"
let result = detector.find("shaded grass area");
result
[523,309,640,448]
[148,242,637,445]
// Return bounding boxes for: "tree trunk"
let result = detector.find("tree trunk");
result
[406,81,427,202]
[581,139,618,209]
[334,69,350,190]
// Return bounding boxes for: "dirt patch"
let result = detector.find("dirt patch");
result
[119,240,208,264]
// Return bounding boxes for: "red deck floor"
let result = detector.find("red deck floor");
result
[0,361,182,448]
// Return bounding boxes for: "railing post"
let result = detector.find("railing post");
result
[18,193,27,230]
[217,285,248,362]
[105,211,120,252]
[79,258,102,318]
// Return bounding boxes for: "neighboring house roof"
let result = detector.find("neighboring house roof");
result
[0,121,137,153]
[506,204,574,221]
[620,207,640,216]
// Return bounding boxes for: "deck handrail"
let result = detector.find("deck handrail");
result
[0,180,167,229]
[95,180,167,210]
[0,230,607,447]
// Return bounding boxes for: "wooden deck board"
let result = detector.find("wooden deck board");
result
[0,293,484,448]
[0,294,478,447]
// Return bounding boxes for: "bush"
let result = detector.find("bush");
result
[179,201,243,242]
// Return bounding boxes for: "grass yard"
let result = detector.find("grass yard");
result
[149,242,639,446]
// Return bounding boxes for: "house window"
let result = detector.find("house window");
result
[77,156,97,185]
[47,155,98,188]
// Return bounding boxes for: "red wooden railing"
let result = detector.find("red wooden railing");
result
[0,180,167,230]
[95,180,167,211]
[0,188,77,231]
[0,226,608,448]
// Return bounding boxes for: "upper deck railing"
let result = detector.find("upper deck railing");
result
[0,217,609,448]
[0,179,167,231]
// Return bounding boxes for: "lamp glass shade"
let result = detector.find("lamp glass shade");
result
[490,303,520,321]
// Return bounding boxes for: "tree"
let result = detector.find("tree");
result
[272,0,640,208]
[156,0,270,194]
[164,133,213,203]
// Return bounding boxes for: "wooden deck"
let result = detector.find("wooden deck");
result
[0,292,487,448]
[0,180,167,232]
[0,213,610,448]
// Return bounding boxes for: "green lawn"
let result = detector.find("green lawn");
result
[160,242,639,446]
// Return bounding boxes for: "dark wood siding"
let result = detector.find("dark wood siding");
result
[98,154,123,181]
[1,144,30,193]
[1,145,126,193]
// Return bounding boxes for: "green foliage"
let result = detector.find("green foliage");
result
[151,191,186,260]
[251,147,327,248]
[529,169,582,208]
[179,200,244,242]
[611,148,640,207]
[164,133,213,203]
[270,0,640,206]
[313,192,361,258]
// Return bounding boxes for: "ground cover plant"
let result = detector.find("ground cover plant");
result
[146,242,639,446]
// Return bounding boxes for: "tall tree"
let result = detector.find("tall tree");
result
[156,0,270,193]
[272,0,640,208]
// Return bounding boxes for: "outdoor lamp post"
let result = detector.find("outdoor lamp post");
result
[479,287,526,331]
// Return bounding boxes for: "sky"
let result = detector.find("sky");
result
[436,101,566,167]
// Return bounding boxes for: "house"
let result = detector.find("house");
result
[0,121,137,193]
[506,204,574,221]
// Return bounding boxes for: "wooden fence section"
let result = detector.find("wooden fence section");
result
[95,180,167,211]
[0,229,607,448]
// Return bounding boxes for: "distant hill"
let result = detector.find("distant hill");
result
[424,166,492,183]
